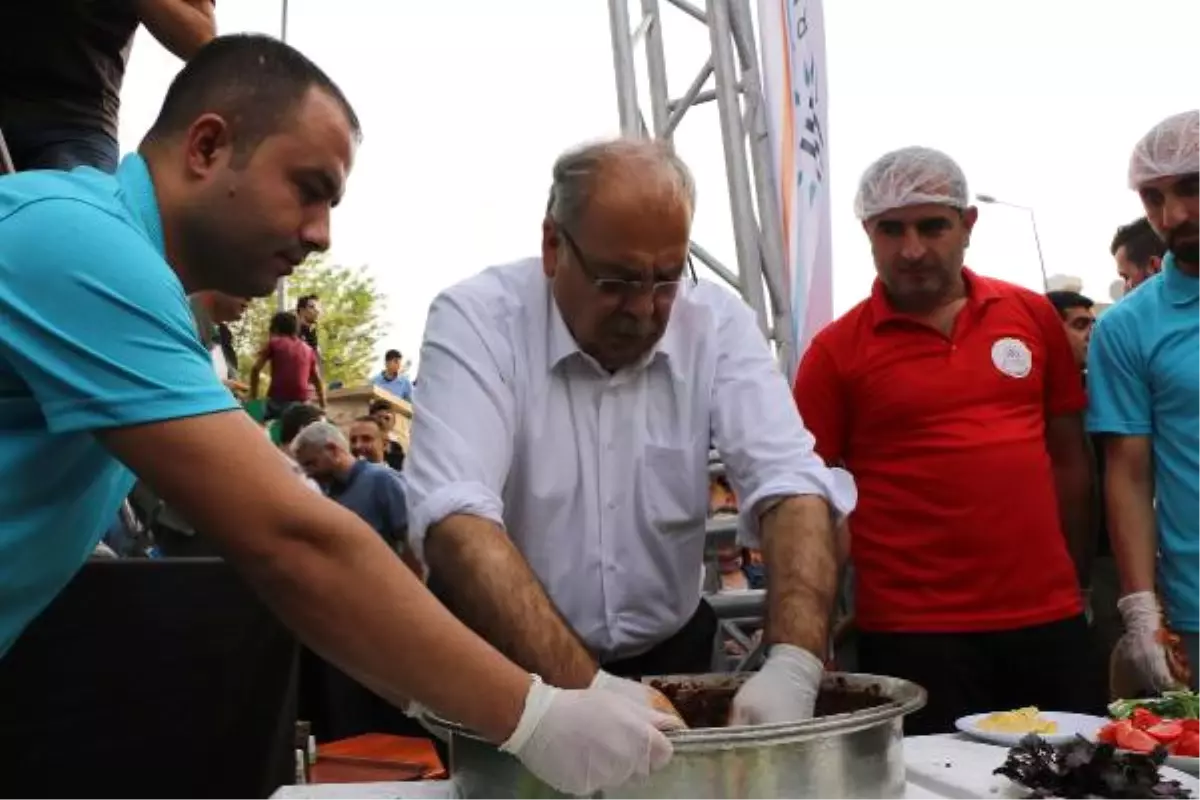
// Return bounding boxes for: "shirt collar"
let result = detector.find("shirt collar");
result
[545,281,684,380]
[867,266,1000,329]
[115,154,166,257]
[329,458,368,496]
[1161,251,1199,307]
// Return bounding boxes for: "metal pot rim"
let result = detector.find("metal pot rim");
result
[424,671,926,750]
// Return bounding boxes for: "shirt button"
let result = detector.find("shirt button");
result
[608,501,617,509]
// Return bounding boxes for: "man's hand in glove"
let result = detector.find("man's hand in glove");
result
[501,676,682,796]
[592,669,686,723]
[1115,592,1187,694]
[729,644,823,726]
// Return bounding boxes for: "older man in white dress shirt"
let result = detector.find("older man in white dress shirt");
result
[405,138,856,725]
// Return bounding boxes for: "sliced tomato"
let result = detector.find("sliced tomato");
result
[1147,721,1185,743]
[1131,707,1162,730]
[1097,722,1120,744]
[1181,719,1200,734]
[1116,725,1160,753]
[1175,731,1200,758]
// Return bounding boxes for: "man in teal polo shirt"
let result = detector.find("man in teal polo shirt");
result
[0,34,676,795]
[1089,109,1199,692]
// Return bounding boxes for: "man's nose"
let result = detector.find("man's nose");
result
[1160,192,1192,233]
[898,228,927,261]
[301,207,332,253]
[623,286,658,318]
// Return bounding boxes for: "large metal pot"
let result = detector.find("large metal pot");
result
[427,672,926,798]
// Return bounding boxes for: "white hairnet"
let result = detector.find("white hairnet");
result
[1128,110,1200,189]
[853,146,970,220]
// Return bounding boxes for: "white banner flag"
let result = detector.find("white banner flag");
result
[757,0,832,378]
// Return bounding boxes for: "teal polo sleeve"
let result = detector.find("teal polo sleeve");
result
[0,199,239,432]
[1086,308,1151,436]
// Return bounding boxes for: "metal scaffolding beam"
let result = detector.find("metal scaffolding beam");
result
[607,0,795,365]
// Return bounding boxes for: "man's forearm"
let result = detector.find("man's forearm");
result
[134,0,216,60]
[225,499,530,744]
[425,513,598,688]
[1053,454,1094,585]
[399,547,425,579]
[1105,471,1158,597]
[760,495,838,658]
[835,520,850,569]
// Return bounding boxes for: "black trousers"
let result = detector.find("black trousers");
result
[602,600,718,678]
[1089,556,1124,702]
[0,559,298,798]
[858,614,1104,736]
[427,564,719,680]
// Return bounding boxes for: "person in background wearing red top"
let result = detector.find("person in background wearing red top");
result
[250,310,325,419]
[793,146,1097,734]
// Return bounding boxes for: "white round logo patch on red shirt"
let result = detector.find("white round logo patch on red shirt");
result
[990,337,1032,378]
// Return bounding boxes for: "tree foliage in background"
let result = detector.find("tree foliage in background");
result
[230,254,387,388]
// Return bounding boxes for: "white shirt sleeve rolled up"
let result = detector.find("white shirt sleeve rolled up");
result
[404,288,516,562]
[707,291,857,547]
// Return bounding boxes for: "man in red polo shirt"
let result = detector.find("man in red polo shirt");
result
[794,147,1097,734]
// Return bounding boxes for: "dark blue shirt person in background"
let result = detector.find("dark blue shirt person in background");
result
[291,421,416,572]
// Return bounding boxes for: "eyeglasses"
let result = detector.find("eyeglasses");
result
[554,221,697,300]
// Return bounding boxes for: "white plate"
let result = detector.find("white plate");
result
[955,712,1109,747]
[1115,750,1200,776]
[1165,753,1200,776]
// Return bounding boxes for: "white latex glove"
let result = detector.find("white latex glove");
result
[591,668,654,700]
[1116,592,1183,692]
[501,676,680,796]
[591,669,684,721]
[729,644,823,726]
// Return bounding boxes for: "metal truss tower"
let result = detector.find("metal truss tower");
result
[606,0,796,366]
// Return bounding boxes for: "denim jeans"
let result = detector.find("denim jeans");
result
[2,122,119,173]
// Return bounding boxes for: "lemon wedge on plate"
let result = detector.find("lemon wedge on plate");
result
[977,707,1059,735]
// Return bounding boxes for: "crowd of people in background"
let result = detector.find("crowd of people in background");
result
[0,3,1196,794]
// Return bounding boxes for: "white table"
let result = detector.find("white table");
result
[273,734,1199,799]
[905,734,1197,797]
[274,782,455,800]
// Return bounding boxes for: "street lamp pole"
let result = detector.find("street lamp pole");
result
[976,194,1049,292]
[274,0,290,312]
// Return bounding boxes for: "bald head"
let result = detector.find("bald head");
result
[547,138,696,231]
[540,137,696,372]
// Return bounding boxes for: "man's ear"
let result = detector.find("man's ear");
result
[961,205,979,233]
[1148,255,1163,275]
[181,113,235,180]
[541,217,558,278]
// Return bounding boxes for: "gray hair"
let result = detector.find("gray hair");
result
[292,420,349,454]
[546,137,697,230]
